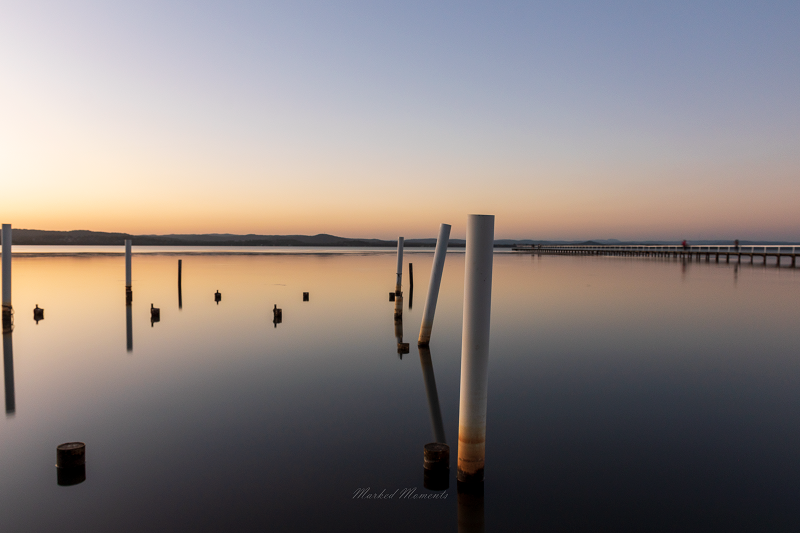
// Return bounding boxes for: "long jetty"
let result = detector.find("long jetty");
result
[512,244,800,267]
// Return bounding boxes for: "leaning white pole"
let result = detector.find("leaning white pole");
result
[125,239,132,288]
[2,224,11,315]
[457,214,494,484]
[418,223,451,346]
[395,237,404,293]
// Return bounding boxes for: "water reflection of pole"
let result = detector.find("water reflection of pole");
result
[457,483,485,533]
[419,346,446,443]
[126,302,133,353]
[178,260,182,309]
[418,223,451,346]
[3,331,14,416]
[457,214,494,484]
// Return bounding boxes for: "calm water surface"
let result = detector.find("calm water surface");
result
[1,249,799,532]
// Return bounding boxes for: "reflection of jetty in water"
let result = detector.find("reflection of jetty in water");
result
[3,330,14,416]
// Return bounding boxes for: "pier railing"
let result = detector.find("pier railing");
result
[511,244,799,267]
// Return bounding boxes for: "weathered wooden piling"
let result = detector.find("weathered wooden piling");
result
[56,442,85,468]
[423,442,450,491]
[457,214,494,484]
[2,224,12,324]
[395,237,404,294]
[56,442,86,486]
[409,262,414,290]
[418,223,451,346]
[3,331,14,415]
[124,239,132,288]
[394,293,403,320]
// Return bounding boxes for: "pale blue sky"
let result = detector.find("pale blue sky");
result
[1,1,798,239]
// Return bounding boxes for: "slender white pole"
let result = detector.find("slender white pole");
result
[125,239,132,288]
[457,214,494,483]
[418,223,451,346]
[2,224,11,311]
[395,237,404,293]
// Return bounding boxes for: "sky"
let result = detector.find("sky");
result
[1,1,798,241]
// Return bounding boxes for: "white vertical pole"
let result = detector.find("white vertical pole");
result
[418,223,451,346]
[125,239,132,288]
[457,214,494,484]
[2,224,11,312]
[395,237,404,293]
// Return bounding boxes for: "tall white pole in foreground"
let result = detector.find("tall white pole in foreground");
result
[418,223,451,346]
[457,214,494,484]
[125,240,132,288]
[395,237,404,294]
[2,224,11,318]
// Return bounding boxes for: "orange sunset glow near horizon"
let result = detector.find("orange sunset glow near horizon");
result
[1,2,798,242]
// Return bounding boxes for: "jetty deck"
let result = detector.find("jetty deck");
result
[512,244,799,267]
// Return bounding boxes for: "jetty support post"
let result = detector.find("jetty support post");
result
[125,239,132,289]
[2,224,11,323]
[418,224,451,346]
[457,214,494,484]
[395,237,404,294]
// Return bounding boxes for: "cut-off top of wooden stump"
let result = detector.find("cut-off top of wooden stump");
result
[57,442,86,468]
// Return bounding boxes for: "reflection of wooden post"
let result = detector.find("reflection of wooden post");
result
[3,331,14,415]
[418,224,451,346]
[178,260,182,309]
[395,237,404,294]
[2,224,11,322]
[457,215,494,484]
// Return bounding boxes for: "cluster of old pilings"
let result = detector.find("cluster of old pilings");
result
[513,244,799,267]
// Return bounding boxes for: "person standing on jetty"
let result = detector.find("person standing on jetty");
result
[682,240,688,250]
[734,239,740,251]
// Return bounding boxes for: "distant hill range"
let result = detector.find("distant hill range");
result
[7,229,797,247]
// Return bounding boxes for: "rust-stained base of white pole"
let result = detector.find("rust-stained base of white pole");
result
[457,214,494,484]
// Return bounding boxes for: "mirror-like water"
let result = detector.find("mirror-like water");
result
[1,250,798,532]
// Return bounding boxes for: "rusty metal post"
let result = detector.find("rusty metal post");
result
[418,223,451,346]
[457,214,494,484]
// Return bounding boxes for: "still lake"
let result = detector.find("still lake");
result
[1,248,799,532]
